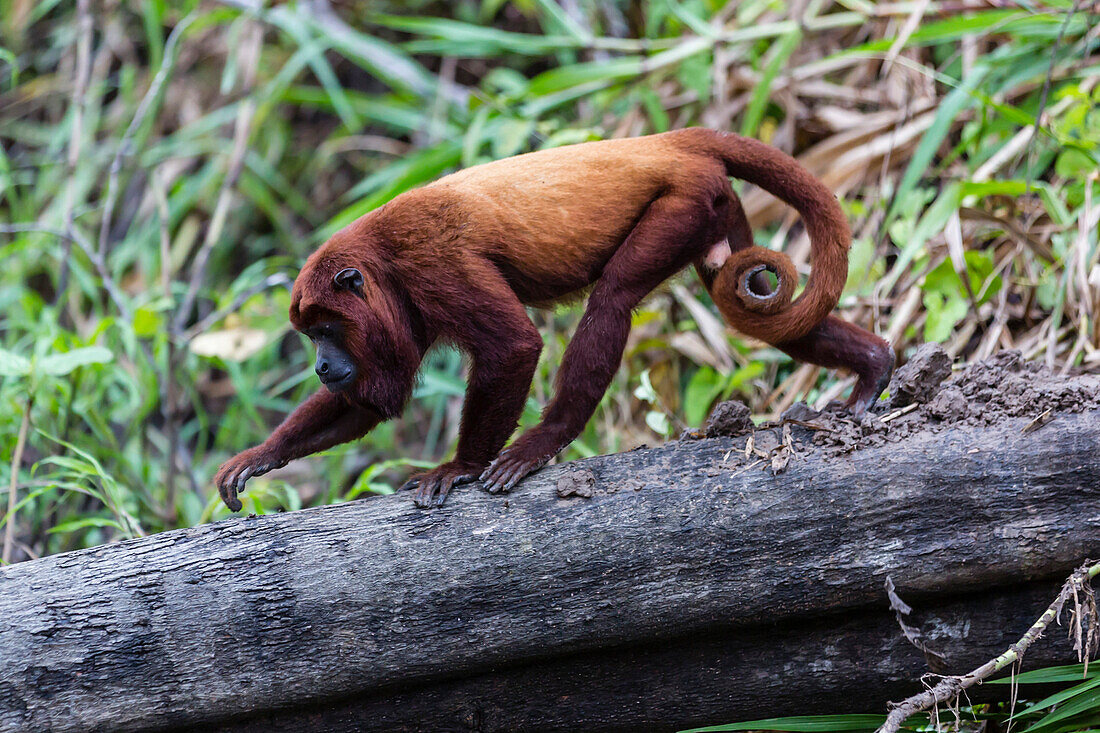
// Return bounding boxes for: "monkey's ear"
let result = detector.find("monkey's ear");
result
[333,267,364,293]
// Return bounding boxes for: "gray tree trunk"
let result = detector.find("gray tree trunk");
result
[1,406,1097,733]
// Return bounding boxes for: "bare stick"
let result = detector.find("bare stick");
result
[1,225,131,320]
[181,273,291,343]
[1019,0,1083,185]
[173,19,262,333]
[2,395,34,565]
[877,561,1100,733]
[54,0,94,303]
[96,12,196,260]
[151,169,178,521]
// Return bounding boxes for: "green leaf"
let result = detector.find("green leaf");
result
[133,306,163,338]
[727,362,766,393]
[680,714,889,733]
[637,87,670,133]
[645,410,671,436]
[345,458,434,500]
[0,348,31,377]
[323,141,463,240]
[491,118,535,159]
[989,664,1098,684]
[741,27,802,138]
[47,516,123,534]
[38,346,113,376]
[923,251,1000,305]
[885,66,989,227]
[844,236,878,294]
[881,183,960,294]
[1022,690,1100,733]
[373,14,578,56]
[528,56,643,96]
[1012,675,1100,721]
[958,180,1028,198]
[685,366,723,427]
[1056,149,1096,179]
[1033,182,1073,226]
[923,291,968,343]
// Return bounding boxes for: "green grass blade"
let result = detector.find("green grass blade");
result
[680,714,890,733]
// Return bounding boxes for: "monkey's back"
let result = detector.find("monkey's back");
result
[384,133,716,299]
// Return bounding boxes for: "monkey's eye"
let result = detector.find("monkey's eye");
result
[333,267,364,292]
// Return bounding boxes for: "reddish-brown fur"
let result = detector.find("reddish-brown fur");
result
[215,128,894,510]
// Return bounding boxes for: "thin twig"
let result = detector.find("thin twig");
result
[1019,0,1083,188]
[54,0,94,304]
[877,561,1100,733]
[2,395,34,565]
[173,19,262,333]
[885,576,948,671]
[881,0,930,75]
[96,12,196,260]
[181,273,292,343]
[881,402,920,423]
[1,225,131,320]
[151,169,178,522]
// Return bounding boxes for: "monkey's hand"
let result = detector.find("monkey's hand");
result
[400,460,483,509]
[215,446,287,512]
[479,436,557,495]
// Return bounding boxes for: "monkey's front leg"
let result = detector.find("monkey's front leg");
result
[215,389,379,511]
[403,336,542,508]
[480,285,638,494]
[401,268,543,508]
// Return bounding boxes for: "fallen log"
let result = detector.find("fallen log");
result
[0,357,1097,733]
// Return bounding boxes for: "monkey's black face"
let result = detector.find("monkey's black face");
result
[290,259,423,420]
[304,322,358,393]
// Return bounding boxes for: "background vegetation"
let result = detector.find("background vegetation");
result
[0,0,1096,565]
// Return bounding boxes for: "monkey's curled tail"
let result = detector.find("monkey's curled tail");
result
[694,129,850,345]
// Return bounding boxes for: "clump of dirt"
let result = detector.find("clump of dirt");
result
[556,468,596,499]
[806,349,1100,455]
[692,350,1098,477]
[925,350,1100,425]
[886,343,952,407]
[780,402,823,422]
[703,400,754,438]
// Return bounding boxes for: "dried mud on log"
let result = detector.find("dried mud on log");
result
[696,346,1100,465]
[0,350,1097,733]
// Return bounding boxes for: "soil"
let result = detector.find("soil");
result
[556,468,597,498]
[697,348,1100,465]
[885,343,953,407]
[703,400,754,438]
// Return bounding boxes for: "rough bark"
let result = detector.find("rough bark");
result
[1,405,1097,733]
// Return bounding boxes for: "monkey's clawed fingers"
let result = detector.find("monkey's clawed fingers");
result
[214,448,279,512]
[401,462,480,509]
[479,448,549,495]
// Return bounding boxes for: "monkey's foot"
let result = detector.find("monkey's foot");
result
[214,447,286,512]
[846,348,896,416]
[401,461,482,509]
[480,441,556,495]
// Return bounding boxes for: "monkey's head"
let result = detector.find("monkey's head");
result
[289,245,422,419]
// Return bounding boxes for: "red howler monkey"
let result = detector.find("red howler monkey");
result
[215,128,894,510]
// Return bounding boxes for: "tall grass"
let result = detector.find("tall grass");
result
[0,0,1096,561]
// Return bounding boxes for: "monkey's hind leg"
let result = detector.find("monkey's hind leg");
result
[480,191,725,494]
[775,315,894,415]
